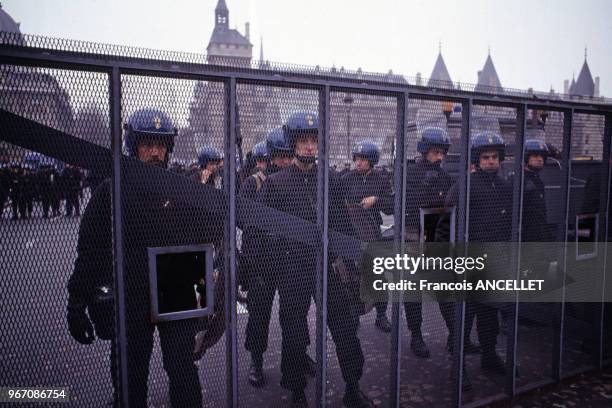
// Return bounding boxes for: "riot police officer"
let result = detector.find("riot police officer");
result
[340,139,394,333]
[196,146,223,187]
[20,164,35,218]
[61,163,83,216]
[520,140,552,243]
[242,129,306,386]
[251,141,268,174]
[67,108,225,407]
[0,161,8,219]
[436,132,512,381]
[38,161,61,218]
[259,112,374,407]
[403,127,456,358]
[8,162,24,220]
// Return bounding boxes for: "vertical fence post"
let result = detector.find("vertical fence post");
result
[452,98,472,408]
[316,85,330,408]
[596,114,612,367]
[109,66,129,408]
[505,104,527,396]
[389,92,408,408]
[553,108,574,381]
[225,77,238,406]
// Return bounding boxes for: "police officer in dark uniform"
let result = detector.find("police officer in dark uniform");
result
[403,127,455,358]
[20,165,35,218]
[515,140,553,279]
[61,164,83,216]
[0,161,8,219]
[66,108,225,407]
[8,162,24,220]
[520,140,552,243]
[196,146,223,188]
[251,141,268,175]
[38,161,61,218]
[259,112,374,407]
[242,129,305,386]
[436,133,512,381]
[340,140,394,333]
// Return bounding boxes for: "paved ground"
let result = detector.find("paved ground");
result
[1,201,610,407]
[492,366,612,408]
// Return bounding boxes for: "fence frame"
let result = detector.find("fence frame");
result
[1,40,612,408]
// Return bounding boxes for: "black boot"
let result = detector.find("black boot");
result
[343,384,375,408]
[248,354,265,387]
[481,352,505,376]
[291,388,308,408]
[410,332,430,359]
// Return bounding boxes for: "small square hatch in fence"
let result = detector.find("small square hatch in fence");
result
[147,244,214,322]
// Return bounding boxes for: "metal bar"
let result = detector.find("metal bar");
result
[389,92,408,408]
[452,98,472,408]
[109,66,129,408]
[597,114,612,367]
[315,85,330,408]
[1,48,611,113]
[505,104,527,396]
[224,77,238,406]
[553,109,574,381]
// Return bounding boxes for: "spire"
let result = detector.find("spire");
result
[215,0,229,29]
[573,52,595,96]
[438,40,442,54]
[475,52,502,92]
[584,46,587,61]
[428,49,453,88]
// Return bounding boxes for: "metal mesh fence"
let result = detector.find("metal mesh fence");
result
[561,112,607,377]
[514,109,566,391]
[0,65,113,406]
[1,35,611,408]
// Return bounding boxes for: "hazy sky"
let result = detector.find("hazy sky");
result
[3,0,611,96]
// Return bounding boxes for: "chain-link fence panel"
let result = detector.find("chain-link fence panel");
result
[324,90,397,407]
[115,74,227,407]
[395,97,459,407]
[0,64,113,406]
[514,109,567,390]
[459,103,518,406]
[561,112,607,377]
[605,118,612,362]
[235,83,321,406]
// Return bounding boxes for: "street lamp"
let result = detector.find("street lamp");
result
[343,95,354,161]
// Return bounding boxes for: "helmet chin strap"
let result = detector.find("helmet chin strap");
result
[296,155,317,165]
[526,164,542,172]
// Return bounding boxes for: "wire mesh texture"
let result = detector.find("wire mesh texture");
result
[1,33,612,408]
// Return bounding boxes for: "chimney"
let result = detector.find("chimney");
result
[245,22,250,41]
[564,79,569,95]
[595,76,600,97]
[416,72,422,86]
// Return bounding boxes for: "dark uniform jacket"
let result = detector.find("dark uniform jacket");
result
[61,167,83,193]
[520,169,551,242]
[258,164,344,273]
[38,167,60,197]
[436,169,513,243]
[339,169,394,238]
[68,179,224,321]
[8,169,23,199]
[405,160,454,240]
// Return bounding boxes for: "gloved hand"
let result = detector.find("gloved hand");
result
[67,297,95,345]
[193,312,225,361]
